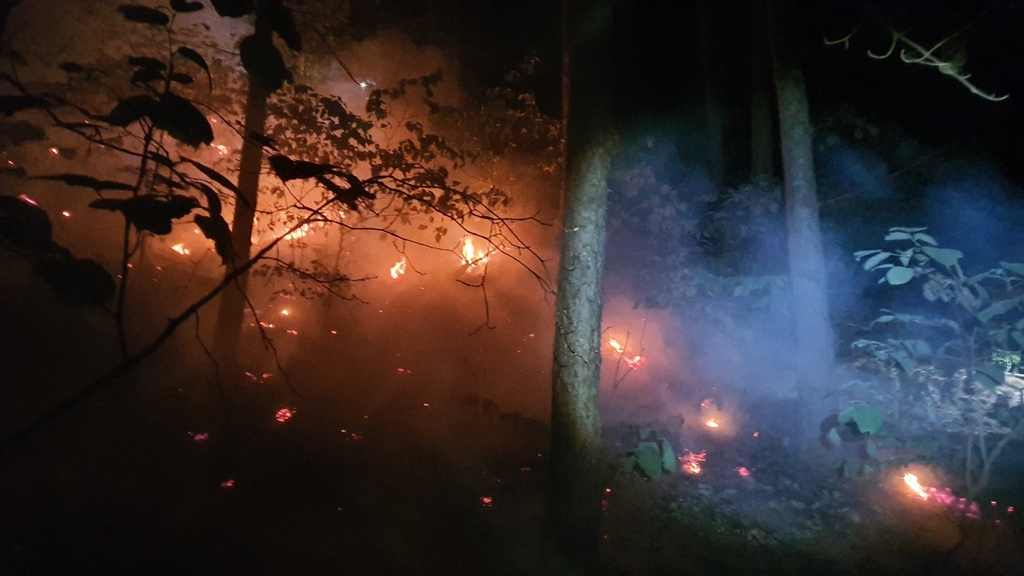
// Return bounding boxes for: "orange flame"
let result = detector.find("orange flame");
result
[390,257,407,279]
[460,236,489,268]
[171,243,190,255]
[679,450,706,475]
[705,418,720,429]
[903,472,929,500]
[607,336,646,370]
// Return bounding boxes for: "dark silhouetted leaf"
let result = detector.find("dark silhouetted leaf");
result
[131,68,165,84]
[169,72,194,85]
[36,174,136,192]
[210,0,253,17]
[42,257,115,306]
[155,92,213,147]
[58,62,85,74]
[0,119,46,144]
[194,214,233,265]
[0,195,53,252]
[260,0,301,51]
[0,95,49,116]
[240,33,291,92]
[89,194,199,235]
[170,0,204,12]
[128,56,166,71]
[105,94,160,127]
[146,151,175,168]
[186,159,245,204]
[117,5,170,26]
[315,174,374,211]
[269,154,335,181]
[175,46,212,91]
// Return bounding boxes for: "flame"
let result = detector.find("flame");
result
[705,418,720,429]
[460,236,489,268]
[390,257,407,279]
[215,144,229,156]
[284,223,310,241]
[679,450,706,475]
[170,243,190,255]
[735,466,751,478]
[61,210,71,218]
[607,336,645,369]
[902,473,929,500]
[274,407,295,423]
[17,194,37,206]
[49,147,59,155]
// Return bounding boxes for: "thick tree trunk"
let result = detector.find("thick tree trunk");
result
[749,0,773,183]
[548,0,612,571]
[769,1,834,445]
[212,75,269,364]
[698,0,725,187]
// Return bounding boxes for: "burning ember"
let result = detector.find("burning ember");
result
[900,471,982,519]
[390,257,407,279]
[274,408,295,423]
[17,194,37,206]
[735,466,751,478]
[460,236,489,269]
[170,243,190,255]
[705,418,720,429]
[479,496,494,508]
[220,479,235,488]
[679,450,707,475]
[903,473,929,500]
[607,337,646,370]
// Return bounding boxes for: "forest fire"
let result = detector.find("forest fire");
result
[460,236,489,269]
[705,418,720,429]
[902,472,929,500]
[170,243,190,255]
[607,337,646,369]
[274,408,295,423]
[680,450,707,475]
[390,257,407,278]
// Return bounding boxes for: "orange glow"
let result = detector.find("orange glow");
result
[903,473,929,500]
[215,144,229,156]
[607,336,646,370]
[735,466,751,478]
[170,243,190,255]
[479,496,494,507]
[679,450,706,475]
[705,418,720,429]
[17,194,37,206]
[220,479,235,488]
[280,309,290,316]
[48,147,59,155]
[390,257,407,279]
[274,407,295,422]
[460,236,489,269]
[61,210,71,218]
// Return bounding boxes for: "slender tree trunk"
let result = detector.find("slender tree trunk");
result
[769,0,834,445]
[548,0,612,570]
[698,0,725,187]
[213,74,269,364]
[749,0,773,183]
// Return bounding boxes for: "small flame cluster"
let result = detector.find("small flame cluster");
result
[901,472,988,520]
[460,236,489,269]
[390,257,407,279]
[679,450,707,475]
[274,407,295,423]
[607,337,645,370]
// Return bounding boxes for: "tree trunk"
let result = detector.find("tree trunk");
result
[769,0,834,444]
[212,74,269,365]
[548,0,612,571]
[698,0,725,187]
[749,0,773,183]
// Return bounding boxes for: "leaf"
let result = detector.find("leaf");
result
[838,404,883,435]
[117,5,170,26]
[35,174,136,192]
[1012,330,1024,350]
[921,246,963,267]
[885,266,915,285]
[175,46,212,91]
[633,441,662,479]
[0,119,46,144]
[104,94,160,127]
[913,232,938,246]
[658,437,677,473]
[908,340,932,357]
[268,154,335,181]
[978,297,1023,325]
[891,350,917,375]
[89,194,198,235]
[260,0,302,51]
[130,68,164,84]
[1000,262,1024,277]
[865,439,878,459]
[209,0,253,17]
[618,455,637,474]
[884,231,913,241]
[872,314,895,324]
[155,92,214,147]
[170,0,204,12]
[826,427,841,447]
[58,62,85,74]
[853,249,880,259]
[194,214,233,265]
[317,173,375,211]
[0,195,53,251]
[187,159,245,204]
[127,56,166,71]
[922,280,939,302]
[974,362,1005,389]
[169,72,194,85]
[890,226,928,233]
[41,257,115,306]
[240,33,291,92]
[0,95,50,116]
[862,251,890,271]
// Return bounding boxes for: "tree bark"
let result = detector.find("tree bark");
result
[769,0,834,444]
[749,0,773,183]
[548,0,612,571]
[698,0,725,187]
[212,71,269,365]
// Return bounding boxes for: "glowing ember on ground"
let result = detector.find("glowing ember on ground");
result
[902,473,930,500]
[390,257,407,278]
[48,147,59,155]
[220,479,235,488]
[170,243,190,255]
[752,431,760,438]
[700,398,713,409]
[17,194,37,206]
[460,236,489,268]
[479,496,494,507]
[735,466,751,478]
[280,309,290,316]
[215,144,229,156]
[274,408,295,423]
[61,210,71,217]
[705,418,720,429]
[286,329,298,335]
[189,432,209,441]
[679,450,707,475]
[607,337,646,370]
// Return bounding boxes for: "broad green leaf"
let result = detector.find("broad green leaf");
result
[890,226,928,233]
[892,350,916,375]
[921,246,963,267]
[909,340,932,356]
[974,362,1005,389]
[634,441,662,479]
[853,249,880,259]
[659,438,677,473]
[884,231,913,241]
[978,297,1022,325]
[862,251,890,271]
[913,232,938,246]
[1000,262,1024,277]
[885,266,915,285]
[838,404,883,435]
[826,427,841,447]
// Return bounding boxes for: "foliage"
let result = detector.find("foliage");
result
[844,227,1024,493]
[619,426,678,480]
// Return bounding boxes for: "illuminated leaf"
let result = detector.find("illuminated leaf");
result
[885,266,914,285]
[921,246,962,267]
[913,232,938,246]
[884,231,913,241]
[1000,262,1024,277]
[862,251,889,271]
[175,46,212,91]
[826,427,841,447]
[117,5,170,26]
[838,404,883,435]
[633,441,662,479]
